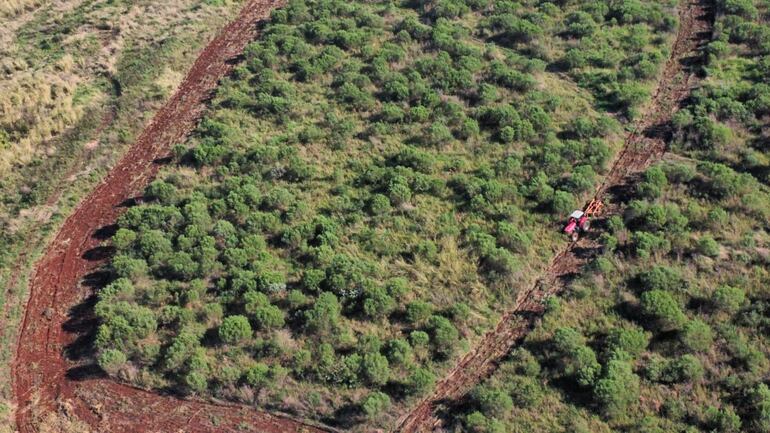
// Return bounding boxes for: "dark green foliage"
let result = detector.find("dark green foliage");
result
[219,315,252,344]
[640,290,687,331]
[680,319,714,353]
[361,391,390,418]
[704,406,742,433]
[470,385,514,419]
[712,286,745,314]
[427,315,459,357]
[244,363,270,388]
[97,349,127,375]
[606,326,649,358]
[406,367,436,395]
[304,292,341,335]
[593,356,640,420]
[361,353,390,386]
[553,327,601,387]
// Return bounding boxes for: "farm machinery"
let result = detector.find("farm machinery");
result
[563,199,604,241]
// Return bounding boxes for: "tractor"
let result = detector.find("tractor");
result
[564,199,603,241]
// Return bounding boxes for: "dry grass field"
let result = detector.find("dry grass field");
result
[0,0,247,428]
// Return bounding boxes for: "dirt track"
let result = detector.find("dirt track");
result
[394,1,715,432]
[11,0,330,431]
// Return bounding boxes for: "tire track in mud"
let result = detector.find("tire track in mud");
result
[394,1,715,432]
[11,1,332,432]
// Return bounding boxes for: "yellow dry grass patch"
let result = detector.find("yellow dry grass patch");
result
[0,0,242,176]
[0,56,90,172]
[0,0,41,17]
[155,67,185,95]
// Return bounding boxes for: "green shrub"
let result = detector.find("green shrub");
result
[244,363,270,388]
[640,290,687,331]
[361,353,390,386]
[304,292,341,335]
[361,391,391,418]
[593,357,640,421]
[697,235,720,257]
[680,319,714,353]
[606,326,649,358]
[219,315,253,344]
[407,366,436,395]
[509,376,542,407]
[369,194,391,215]
[427,315,459,357]
[98,349,127,375]
[712,286,745,314]
[551,190,576,215]
[406,301,433,325]
[385,338,412,365]
[471,385,514,418]
[704,406,742,433]
[185,371,208,393]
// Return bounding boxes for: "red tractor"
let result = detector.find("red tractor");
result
[564,199,603,241]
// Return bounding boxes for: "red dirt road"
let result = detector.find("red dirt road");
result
[11,0,329,431]
[394,1,715,432]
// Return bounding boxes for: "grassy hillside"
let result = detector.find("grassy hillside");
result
[453,1,770,432]
[89,0,681,429]
[0,0,247,429]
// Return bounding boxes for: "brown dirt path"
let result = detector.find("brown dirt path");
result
[11,0,331,431]
[394,1,715,432]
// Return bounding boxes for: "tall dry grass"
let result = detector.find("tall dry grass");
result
[0,0,42,17]
[0,56,91,174]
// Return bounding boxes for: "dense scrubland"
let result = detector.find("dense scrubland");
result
[0,0,245,428]
[88,0,686,428]
[454,1,770,432]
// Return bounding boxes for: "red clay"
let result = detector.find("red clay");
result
[394,1,715,432]
[11,1,331,431]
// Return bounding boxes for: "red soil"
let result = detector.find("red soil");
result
[12,1,331,431]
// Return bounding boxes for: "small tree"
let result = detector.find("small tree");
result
[363,285,395,320]
[697,235,720,257]
[427,315,459,357]
[219,315,252,345]
[252,304,285,330]
[746,383,770,433]
[594,357,640,421]
[640,290,687,331]
[471,385,513,418]
[112,228,137,250]
[606,326,649,358]
[361,391,391,419]
[385,338,413,365]
[407,367,436,395]
[406,301,433,325]
[361,353,390,386]
[98,349,127,375]
[704,406,742,433]
[244,363,270,388]
[713,286,745,314]
[304,292,341,335]
[680,319,714,353]
[551,190,576,215]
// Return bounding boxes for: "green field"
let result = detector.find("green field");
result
[87,0,684,429]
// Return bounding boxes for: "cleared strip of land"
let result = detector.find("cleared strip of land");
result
[12,1,333,431]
